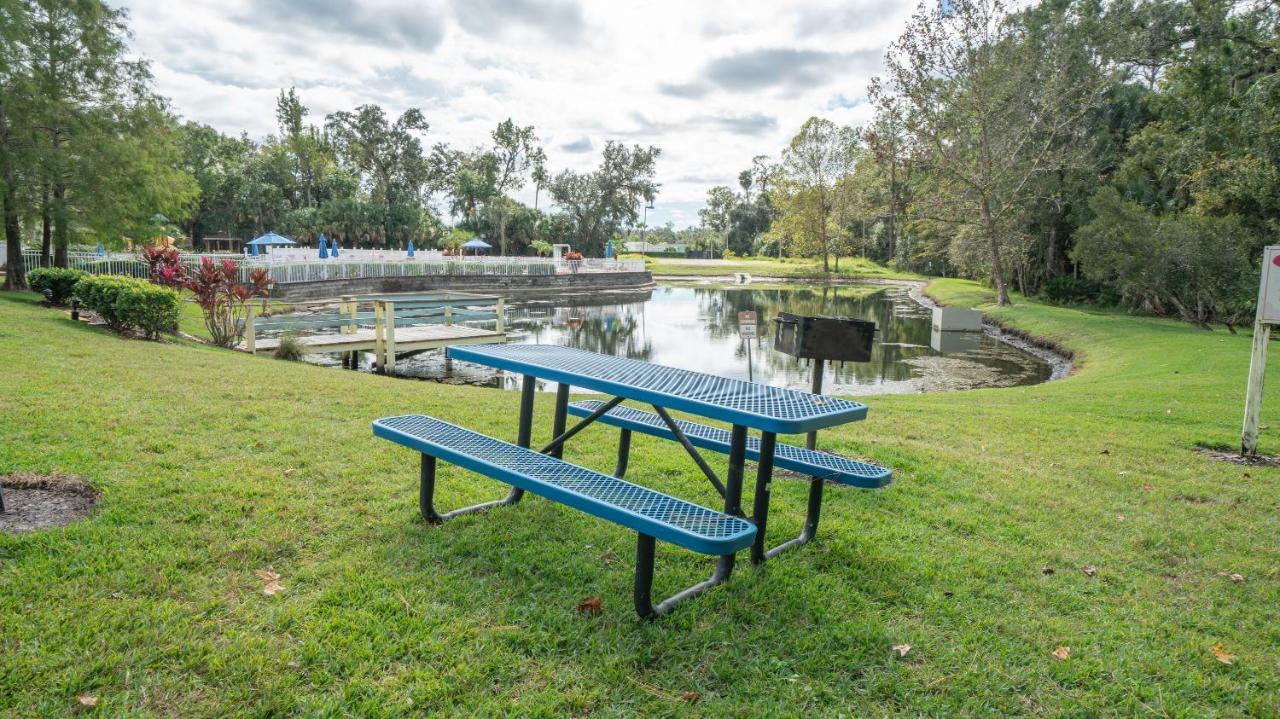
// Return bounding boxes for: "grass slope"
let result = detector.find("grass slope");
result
[1,285,1277,717]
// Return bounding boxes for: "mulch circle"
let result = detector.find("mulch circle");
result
[1195,447,1280,468]
[0,473,100,534]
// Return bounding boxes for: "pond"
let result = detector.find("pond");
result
[306,282,1055,395]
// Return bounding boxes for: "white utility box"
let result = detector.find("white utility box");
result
[931,307,983,332]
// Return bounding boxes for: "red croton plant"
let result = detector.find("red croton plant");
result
[184,257,273,347]
[141,245,188,288]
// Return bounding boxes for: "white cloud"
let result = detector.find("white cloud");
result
[117,0,915,227]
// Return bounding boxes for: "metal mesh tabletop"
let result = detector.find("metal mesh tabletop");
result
[448,344,868,434]
[374,414,756,555]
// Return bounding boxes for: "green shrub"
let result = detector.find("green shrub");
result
[73,275,180,340]
[27,267,87,305]
[273,332,305,361]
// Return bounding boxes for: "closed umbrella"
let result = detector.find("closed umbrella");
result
[407,240,415,258]
[331,239,339,258]
[318,235,329,259]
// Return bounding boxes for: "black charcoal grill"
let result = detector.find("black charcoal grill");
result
[772,312,876,363]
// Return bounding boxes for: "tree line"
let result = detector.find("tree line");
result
[700,0,1277,325]
[0,1,661,291]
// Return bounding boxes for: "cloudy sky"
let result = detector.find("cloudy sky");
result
[117,0,916,228]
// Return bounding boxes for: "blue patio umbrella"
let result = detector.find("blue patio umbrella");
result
[330,239,340,258]
[246,231,296,248]
[605,240,614,259]
[318,234,329,259]
[250,243,260,256]
[460,238,492,256]
[406,240,415,258]
[95,243,106,257]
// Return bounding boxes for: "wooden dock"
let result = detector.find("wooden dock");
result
[246,324,503,354]
[240,292,508,373]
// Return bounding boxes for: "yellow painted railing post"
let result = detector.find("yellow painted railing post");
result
[341,294,356,335]
[245,304,256,353]
[385,301,397,373]
[374,301,385,372]
[444,304,453,326]
[495,297,504,333]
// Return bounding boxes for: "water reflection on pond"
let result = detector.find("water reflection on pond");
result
[312,283,1053,395]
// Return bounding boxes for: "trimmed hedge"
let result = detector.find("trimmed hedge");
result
[27,267,88,305]
[73,275,180,340]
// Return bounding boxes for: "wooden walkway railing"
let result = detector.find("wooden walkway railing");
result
[243,292,507,372]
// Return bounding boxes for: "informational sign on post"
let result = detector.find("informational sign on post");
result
[1242,246,1280,455]
[739,311,758,339]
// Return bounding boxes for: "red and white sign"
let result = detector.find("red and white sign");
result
[1258,246,1280,323]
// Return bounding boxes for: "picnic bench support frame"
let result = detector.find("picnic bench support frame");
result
[634,533,735,619]
[633,422,748,618]
[416,375,535,522]
[540,396,626,457]
[756,358,828,561]
[651,405,728,499]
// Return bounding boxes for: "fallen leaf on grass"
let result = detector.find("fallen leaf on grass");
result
[255,569,284,596]
[1081,565,1098,577]
[682,691,701,703]
[577,596,602,615]
[1051,645,1070,660]
[596,548,618,565]
[283,468,296,477]
[1142,483,1154,491]
[77,695,98,707]
[1211,643,1235,665]
[892,643,912,658]
[1099,449,1110,455]
[1217,572,1245,583]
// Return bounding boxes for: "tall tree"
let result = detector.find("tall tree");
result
[698,185,736,258]
[0,0,33,289]
[486,118,543,255]
[27,0,150,266]
[875,0,1106,304]
[776,117,859,272]
[548,142,660,256]
[325,104,432,246]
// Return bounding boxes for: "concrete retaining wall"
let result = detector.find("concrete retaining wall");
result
[270,270,654,300]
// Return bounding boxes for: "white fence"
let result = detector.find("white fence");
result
[20,250,643,285]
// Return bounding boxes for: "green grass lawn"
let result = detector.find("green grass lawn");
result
[2,284,1277,717]
[644,255,917,281]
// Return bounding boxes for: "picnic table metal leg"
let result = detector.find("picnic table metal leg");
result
[613,429,632,478]
[749,431,777,565]
[419,454,444,524]
[549,383,570,459]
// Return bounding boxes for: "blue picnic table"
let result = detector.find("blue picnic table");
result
[374,344,891,618]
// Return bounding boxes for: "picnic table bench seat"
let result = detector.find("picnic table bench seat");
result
[566,400,892,488]
[373,414,758,618]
